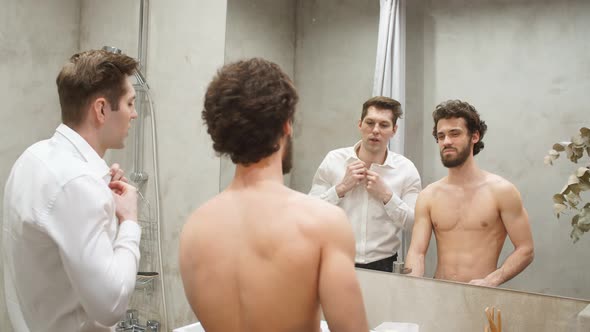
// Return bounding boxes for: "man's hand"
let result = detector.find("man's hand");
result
[109,163,128,183]
[109,181,138,223]
[336,160,367,198]
[366,170,392,204]
[469,278,499,287]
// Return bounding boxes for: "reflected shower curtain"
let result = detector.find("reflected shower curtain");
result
[373,0,408,260]
[373,0,405,155]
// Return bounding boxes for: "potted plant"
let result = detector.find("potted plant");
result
[544,127,590,242]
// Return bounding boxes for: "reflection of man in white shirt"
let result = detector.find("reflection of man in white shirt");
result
[3,50,141,332]
[309,96,421,272]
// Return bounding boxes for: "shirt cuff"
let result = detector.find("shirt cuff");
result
[116,220,142,264]
[320,186,342,205]
[119,220,141,239]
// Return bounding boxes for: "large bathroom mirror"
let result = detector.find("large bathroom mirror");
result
[223,0,590,300]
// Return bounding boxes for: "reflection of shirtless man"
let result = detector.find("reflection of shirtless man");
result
[406,100,534,287]
[179,58,369,332]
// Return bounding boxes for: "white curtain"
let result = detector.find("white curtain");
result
[372,0,405,155]
[373,0,408,261]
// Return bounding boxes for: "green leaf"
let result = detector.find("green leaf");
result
[544,155,553,166]
[553,142,569,152]
[553,194,566,204]
[565,191,581,207]
[553,203,567,217]
[572,134,586,147]
[578,167,590,179]
[571,226,582,243]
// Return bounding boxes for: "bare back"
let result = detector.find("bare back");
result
[428,172,508,282]
[179,182,368,332]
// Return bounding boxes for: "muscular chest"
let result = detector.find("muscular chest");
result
[430,187,500,232]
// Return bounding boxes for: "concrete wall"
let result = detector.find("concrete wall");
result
[358,269,590,331]
[0,0,80,330]
[291,0,380,193]
[1,0,227,330]
[221,0,296,190]
[144,0,226,329]
[405,0,590,299]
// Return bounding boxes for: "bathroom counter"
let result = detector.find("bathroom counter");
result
[356,269,590,332]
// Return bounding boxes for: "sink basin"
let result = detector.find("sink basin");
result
[173,320,383,332]
[173,320,331,331]
[172,322,205,332]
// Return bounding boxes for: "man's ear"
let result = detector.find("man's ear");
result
[283,120,293,137]
[392,123,398,135]
[90,97,107,124]
[471,130,480,144]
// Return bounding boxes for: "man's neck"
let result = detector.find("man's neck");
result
[232,153,285,189]
[446,156,482,185]
[68,123,106,158]
[356,144,387,166]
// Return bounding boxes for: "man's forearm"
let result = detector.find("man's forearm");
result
[484,246,534,286]
[405,252,425,277]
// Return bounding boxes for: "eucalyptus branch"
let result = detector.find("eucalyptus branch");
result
[545,127,590,242]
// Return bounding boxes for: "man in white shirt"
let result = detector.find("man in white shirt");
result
[309,96,422,272]
[3,49,141,332]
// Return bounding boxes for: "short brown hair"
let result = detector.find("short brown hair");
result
[361,96,403,125]
[202,58,298,165]
[56,50,138,126]
[432,99,488,156]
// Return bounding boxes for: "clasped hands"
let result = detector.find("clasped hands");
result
[336,160,392,204]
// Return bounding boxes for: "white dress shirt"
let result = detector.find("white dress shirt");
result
[309,142,421,264]
[2,124,141,332]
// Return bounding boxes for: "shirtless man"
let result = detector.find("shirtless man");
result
[179,58,369,332]
[405,100,534,287]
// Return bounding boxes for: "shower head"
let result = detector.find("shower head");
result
[102,46,122,54]
[101,46,150,90]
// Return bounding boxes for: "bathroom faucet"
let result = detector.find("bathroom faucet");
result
[116,309,160,332]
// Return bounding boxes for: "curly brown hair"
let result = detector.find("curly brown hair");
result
[432,100,487,156]
[361,96,403,125]
[202,58,299,165]
[56,49,138,126]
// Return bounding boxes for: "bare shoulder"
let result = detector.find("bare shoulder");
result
[291,190,348,224]
[484,172,521,197]
[483,172,525,212]
[419,178,445,200]
[181,194,226,242]
[289,190,351,239]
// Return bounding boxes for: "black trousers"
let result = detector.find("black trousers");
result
[355,254,397,273]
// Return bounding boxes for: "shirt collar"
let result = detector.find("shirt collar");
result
[55,124,111,180]
[347,140,397,169]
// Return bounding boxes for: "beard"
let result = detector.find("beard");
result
[282,135,293,174]
[440,140,472,168]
